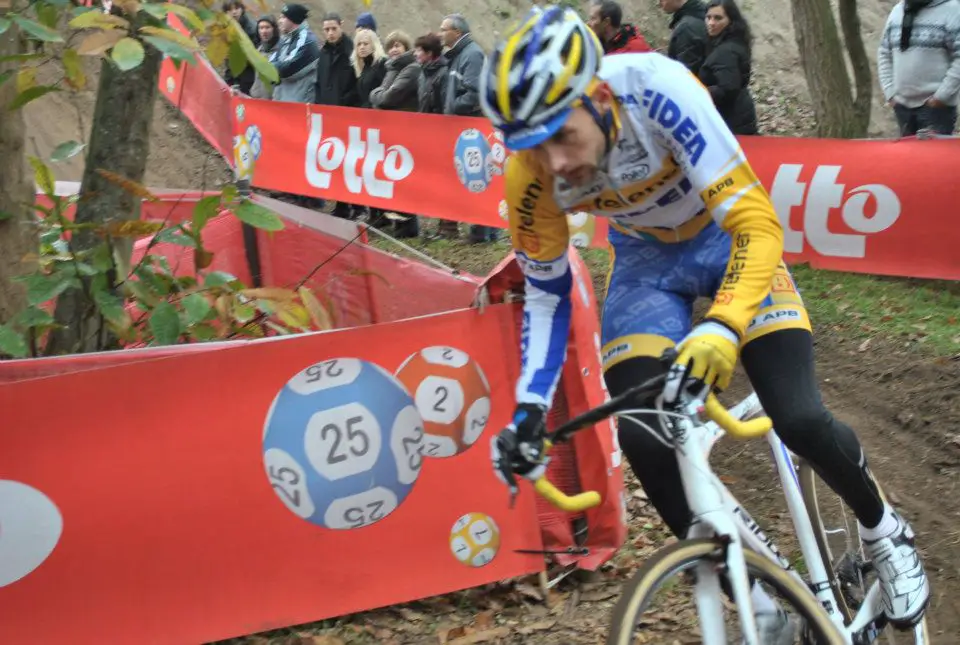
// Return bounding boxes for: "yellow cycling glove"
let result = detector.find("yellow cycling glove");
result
[664,321,740,404]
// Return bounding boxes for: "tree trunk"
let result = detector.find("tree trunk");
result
[838,0,873,135]
[46,24,162,354]
[791,0,870,138]
[0,16,39,326]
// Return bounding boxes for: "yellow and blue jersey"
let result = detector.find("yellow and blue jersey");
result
[505,53,787,407]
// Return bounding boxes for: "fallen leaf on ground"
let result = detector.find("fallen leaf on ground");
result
[473,610,495,630]
[448,626,512,644]
[310,636,345,645]
[517,619,557,635]
[438,625,469,643]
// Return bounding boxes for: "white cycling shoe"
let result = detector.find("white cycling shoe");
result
[862,514,930,628]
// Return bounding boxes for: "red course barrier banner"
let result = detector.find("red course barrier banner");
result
[0,306,551,645]
[231,97,960,280]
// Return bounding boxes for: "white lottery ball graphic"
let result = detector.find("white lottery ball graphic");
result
[449,512,500,567]
[245,125,263,161]
[0,480,64,587]
[454,129,493,193]
[165,76,175,94]
[262,358,426,530]
[395,346,491,458]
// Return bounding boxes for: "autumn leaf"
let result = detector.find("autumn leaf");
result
[138,25,201,51]
[16,67,35,94]
[194,247,214,270]
[95,169,160,201]
[205,34,229,68]
[28,157,54,196]
[62,49,86,89]
[68,11,131,30]
[277,303,310,329]
[239,287,296,302]
[77,30,126,56]
[104,219,164,237]
[298,286,333,330]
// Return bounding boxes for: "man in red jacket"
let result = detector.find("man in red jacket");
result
[586,0,652,54]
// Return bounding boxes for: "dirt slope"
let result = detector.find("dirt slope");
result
[24,55,232,189]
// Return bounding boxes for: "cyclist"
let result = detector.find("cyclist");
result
[483,4,930,636]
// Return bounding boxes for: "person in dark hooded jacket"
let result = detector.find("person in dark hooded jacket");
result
[370,31,422,112]
[699,0,758,134]
[661,0,709,75]
[414,33,447,114]
[370,31,422,237]
[222,1,260,95]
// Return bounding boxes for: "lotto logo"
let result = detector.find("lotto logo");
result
[770,164,901,259]
[305,114,415,199]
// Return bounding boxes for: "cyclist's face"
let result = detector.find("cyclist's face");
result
[532,107,606,187]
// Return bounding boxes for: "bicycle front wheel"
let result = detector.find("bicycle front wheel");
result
[606,538,843,645]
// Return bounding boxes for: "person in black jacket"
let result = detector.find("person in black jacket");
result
[699,0,758,134]
[315,12,358,107]
[414,33,447,114]
[371,31,421,113]
[660,0,709,75]
[352,28,387,108]
[222,1,260,95]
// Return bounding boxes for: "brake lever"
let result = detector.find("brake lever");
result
[495,433,521,508]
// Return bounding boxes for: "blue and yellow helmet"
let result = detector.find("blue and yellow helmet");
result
[479,5,604,151]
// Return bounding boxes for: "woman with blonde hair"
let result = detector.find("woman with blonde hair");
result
[352,28,387,108]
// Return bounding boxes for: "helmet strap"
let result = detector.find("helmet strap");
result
[581,95,616,156]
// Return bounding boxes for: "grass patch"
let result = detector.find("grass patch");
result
[366,224,960,356]
[791,265,960,356]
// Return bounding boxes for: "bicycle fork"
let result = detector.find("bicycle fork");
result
[673,414,762,645]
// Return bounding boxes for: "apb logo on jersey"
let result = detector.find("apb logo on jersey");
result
[641,90,707,166]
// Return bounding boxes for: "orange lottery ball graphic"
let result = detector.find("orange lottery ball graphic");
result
[395,346,492,458]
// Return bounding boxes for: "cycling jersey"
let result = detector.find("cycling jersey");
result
[505,53,790,407]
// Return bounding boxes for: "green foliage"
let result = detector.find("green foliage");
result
[3,0,277,109]
[0,159,341,359]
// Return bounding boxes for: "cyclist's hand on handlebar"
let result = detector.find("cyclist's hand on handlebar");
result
[491,403,550,495]
[663,321,739,405]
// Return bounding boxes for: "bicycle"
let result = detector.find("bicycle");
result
[527,353,932,644]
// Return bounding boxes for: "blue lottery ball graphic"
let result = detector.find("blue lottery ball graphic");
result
[262,358,426,530]
[454,128,493,193]
[245,125,263,161]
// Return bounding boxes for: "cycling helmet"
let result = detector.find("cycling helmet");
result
[479,5,604,150]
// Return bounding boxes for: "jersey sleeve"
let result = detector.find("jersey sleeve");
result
[504,153,573,408]
[640,68,784,340]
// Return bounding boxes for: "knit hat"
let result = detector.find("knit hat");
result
[356,11,376,32]
[280,3,308,25]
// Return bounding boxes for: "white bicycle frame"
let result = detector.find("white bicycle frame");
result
[614,391,919,645]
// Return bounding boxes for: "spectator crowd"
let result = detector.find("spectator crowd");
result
[221,0,958,239]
